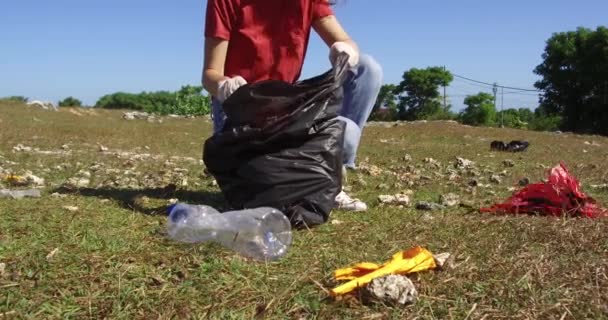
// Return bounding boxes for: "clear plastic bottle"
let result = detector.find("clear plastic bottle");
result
[167,203,293,261]
[0,189,41,199]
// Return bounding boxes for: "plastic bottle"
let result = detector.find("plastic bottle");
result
[0,189,41,199]
[167,203,293,261]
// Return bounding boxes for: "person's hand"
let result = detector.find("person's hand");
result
[329,41,359,68]
[217,76,247,102]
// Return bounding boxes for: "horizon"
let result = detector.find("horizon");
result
[1,0,607,112]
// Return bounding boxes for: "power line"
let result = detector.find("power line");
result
[452,73,543,92]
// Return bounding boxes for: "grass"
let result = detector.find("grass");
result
[0,102,607,319]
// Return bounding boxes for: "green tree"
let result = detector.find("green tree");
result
[395,67,453,120]
[0,96,28,103]
[460,92,496,126]
[370,84,398,121]
[534,26,608,134]
[58,96,82,107]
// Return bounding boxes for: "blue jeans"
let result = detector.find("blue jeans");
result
[211,54,383,169]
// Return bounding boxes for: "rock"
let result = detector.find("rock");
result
[440,193,460,207]
[490,175,502,184]
[67,177,90,188]
[590,183,608,189]
[403,154,412,162]
[423,158,441,169]
[365,275,418,306]
[377,183,389,190]
[0,262,5,277]
[24,172,45,187]
[503,159,515,167]
[360,164,383,177]
[331,219,343,225]
[63,206,79,212]
[51,192,68,198]
[433,252,452,269]
[378,193,411,206]
[12,144,32,152]
[518,177,530,186]
[99,145,108,152]
[416,201,445,211]
[123,111,150,120]
[455,157,475,170]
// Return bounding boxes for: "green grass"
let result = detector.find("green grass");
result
[1,102,607,319]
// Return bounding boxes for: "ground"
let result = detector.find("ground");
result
[0,102,607,319]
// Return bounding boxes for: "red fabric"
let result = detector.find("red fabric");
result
[480,162,607,218]
[205,0,334,85]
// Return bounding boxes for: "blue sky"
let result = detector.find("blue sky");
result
[1,0,606,111]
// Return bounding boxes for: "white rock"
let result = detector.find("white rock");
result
[378,194,411,206]
[440,193,460,207]
[365,275,418,306]
[455,157,475,169]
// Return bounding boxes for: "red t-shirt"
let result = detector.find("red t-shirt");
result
[205,0,334,84]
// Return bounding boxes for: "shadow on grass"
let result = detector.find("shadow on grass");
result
[53,184,228,215]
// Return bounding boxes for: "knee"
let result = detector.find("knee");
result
[357,54,383,85]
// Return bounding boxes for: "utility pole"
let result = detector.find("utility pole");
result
[443,66,447,110]
[501,87,504,128]
[492,82,498,109]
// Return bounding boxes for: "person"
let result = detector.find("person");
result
[202,0,382,212]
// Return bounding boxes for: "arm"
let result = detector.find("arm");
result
[312,15,358,52]
[202,37,229,97]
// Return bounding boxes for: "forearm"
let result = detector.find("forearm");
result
[203,69,228,98]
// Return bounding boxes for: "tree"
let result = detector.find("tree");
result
[460,92,496,126]
[0,96,28,103]
[370,84,398,121]
[58,96,82,107]
[534,26,608,134]
[395,67,453,120]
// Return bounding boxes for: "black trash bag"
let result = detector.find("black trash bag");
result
[490,140,530,152]
[203,54,350,229]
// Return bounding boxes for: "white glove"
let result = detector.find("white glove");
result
[329,41,359,68]
[217,76,247,102]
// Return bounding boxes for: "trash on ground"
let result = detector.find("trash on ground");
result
[330,246,440,297]
[364,275,418,306]
[63,206,79,212]
[0,189,41,199]
[0,262,6,277]
[167,203,293,261]
[416,201,445,211]
[490,140,529,152]
[480,162,607,218]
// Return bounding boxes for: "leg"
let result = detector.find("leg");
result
[339,54,383,168]
[333,54,382,212]
[211,97,226,134]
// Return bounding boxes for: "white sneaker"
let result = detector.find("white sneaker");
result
[335,190,368,212]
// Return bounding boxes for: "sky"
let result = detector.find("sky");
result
[1,0,607,112]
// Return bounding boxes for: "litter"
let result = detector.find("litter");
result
[480,162,607,218]
[330,246,439,297]
[0,189,41,199]
[490,140,529,152]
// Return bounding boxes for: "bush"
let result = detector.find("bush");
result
[95,86,211,116]
[58,96,82,107]
[0,96,28,103]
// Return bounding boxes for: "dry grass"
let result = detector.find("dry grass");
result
[1,102,607,319]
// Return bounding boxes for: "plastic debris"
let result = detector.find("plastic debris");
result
[416,201,445,211]
[480,162,607,218]
[0,189,41,199]
[330,246,437,296]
